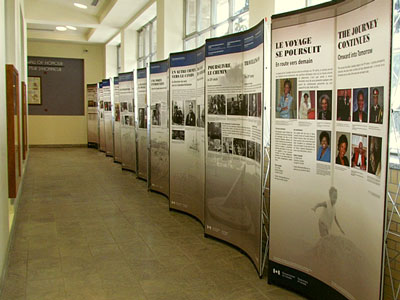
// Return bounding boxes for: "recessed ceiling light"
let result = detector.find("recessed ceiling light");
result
[74,2,88,9]
[66,26,77,30]
[56,26,67,31]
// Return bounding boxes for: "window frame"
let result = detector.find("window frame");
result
[137,17,157,68]
[183,0,250,50]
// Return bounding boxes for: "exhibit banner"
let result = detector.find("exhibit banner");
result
[113,76,122,163]
[119,72,136,171]
[137,68,148,180]
[269,0,392,299]
[204,21,264,274]
[169,46,205,223]
[99,81,106,152]
[87,83,98,146]
[103,79,114,156]
[150,60,170,196]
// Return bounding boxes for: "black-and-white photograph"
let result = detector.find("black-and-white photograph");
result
[248,94,258,117]
[172,100,184,125]
[172,130,185,141]
[222,137,233,154]
[208,122,222,152]
[139,108,147,129]
[123,115,130,126]
[227,94,248,116]
[208,94,226,115]
[197,104,205,128]
[128,102,133,113]
[247,141,255,160]
[255,143,261,163]
[185,100,196,126]
[120,102,128,112]
[151,103,161,126]
[233,138,246,156]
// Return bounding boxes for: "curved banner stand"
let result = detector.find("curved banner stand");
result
[119,72,136,171]
[137,68,148,180]
[204,21,264,274]
[149,60,170,197]
[103,78,114,156]
[113,76,122,163]
[169,46,206,223]
[87,83,98,147]
[99,81,106,152]
[269,0,392,299]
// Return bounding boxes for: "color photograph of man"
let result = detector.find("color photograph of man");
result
[337,89,351,121]
[369,87,384,124]
[172,101,184,125]
[351,134,367,170]
[298,90,315,120]
[353,88,368,122]
[317,91,332,120]
[276,78,297,119]
[368,136,382,176]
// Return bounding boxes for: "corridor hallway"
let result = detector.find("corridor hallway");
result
[0,148,302,300]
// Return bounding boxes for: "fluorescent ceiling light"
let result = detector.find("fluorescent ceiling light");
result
[66,26,77,30]
[56,26,67,31]
[74,3,88,9]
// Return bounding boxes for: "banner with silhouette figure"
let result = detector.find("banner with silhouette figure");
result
[149,60,170,196]
[119,72,136,172]
[137,68,148,180]
[204,21,264,274]
[169,46,205,223]
[269,0,392,299]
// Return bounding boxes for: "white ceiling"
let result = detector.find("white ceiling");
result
[26,0,155,44]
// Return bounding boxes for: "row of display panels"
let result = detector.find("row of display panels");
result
[86,21,266,278]
[87,0,393,298]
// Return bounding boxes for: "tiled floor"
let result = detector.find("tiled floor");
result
[0,148,304,300]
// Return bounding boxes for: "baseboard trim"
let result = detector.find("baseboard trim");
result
[0,151,29,298]
[29,144,87,148]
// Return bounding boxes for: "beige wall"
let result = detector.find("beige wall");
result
[27,41,105,145]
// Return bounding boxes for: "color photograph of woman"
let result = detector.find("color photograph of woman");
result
[317,130,331,162]
[276,78,297,119]
[298,90,315,119]
[335,132,350,167]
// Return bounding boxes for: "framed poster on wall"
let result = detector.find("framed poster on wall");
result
[28,76,41,105]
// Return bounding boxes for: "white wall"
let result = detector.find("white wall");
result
[121,28,137,72]
[0,0,10,280]
[249,0,275,27]
[105,44,118,78]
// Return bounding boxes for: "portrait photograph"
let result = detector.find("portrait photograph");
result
[335,132,350,167]
[172,100,184,125]
[369,86,384,124]
[227,94,248,116]
[120,102,127,112]
[139,108,147,129]
[353,87,368,123]
[208,122,222,152]
[151,103,161,126]
[222,137,233,154]
[208,94,226,115]
[197,104,205,128]
[317,90,332,120]
[247,140,256,160]
[128,102,133,113]
[298,90,315,120]
[123,115,130,126]
[276,78,297,119]
[255,143,261,163]
[172,130,185,141]
[351,134,368,170]
[337,89,352,121]
[114,103,120,122]
[316,130,331,163]
[185,100,196,127]
[368,136,382,176]
[233,138,247,157]
[248,93,260,117]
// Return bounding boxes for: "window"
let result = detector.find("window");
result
[389,0,400,157]
[184,0,249,50]
[137,17,157,68]
[275,0,331,15]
